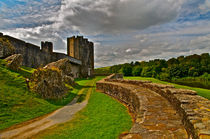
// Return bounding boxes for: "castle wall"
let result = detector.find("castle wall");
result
[1,33,82,78]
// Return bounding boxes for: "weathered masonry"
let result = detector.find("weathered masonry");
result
[67,36,94,77]
[0,32,94,78]
[97,74,210,139]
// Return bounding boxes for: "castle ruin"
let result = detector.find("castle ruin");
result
[67,36,94,77]
[0,32,94,78]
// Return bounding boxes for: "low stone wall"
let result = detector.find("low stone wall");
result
[104,73,123,80]
[97,80,140,116]
[96,74,210,139]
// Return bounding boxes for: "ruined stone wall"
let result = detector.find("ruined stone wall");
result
[96,74,210,139]
[70,63,80,78]
[96,76,141,116]
[0,33,82,78]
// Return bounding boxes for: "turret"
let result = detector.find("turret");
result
[41,41,53,53]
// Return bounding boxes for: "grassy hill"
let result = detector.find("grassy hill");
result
[0,59,90,130]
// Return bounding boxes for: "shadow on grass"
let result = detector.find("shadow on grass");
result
[77,94,86,103]
[75,77,94,82]
[45,84,94,106]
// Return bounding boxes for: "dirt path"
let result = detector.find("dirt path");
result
[0,80,95,139]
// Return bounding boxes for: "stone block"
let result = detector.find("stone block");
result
[5,54,23,71]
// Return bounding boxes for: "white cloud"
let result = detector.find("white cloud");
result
[199,0,210,13]
[126,48,131,53]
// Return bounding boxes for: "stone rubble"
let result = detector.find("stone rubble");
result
[29,68,68,99]
[5,54,23,71]
[44,58,76,86]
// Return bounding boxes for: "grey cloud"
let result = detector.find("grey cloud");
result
[61,0,184,34]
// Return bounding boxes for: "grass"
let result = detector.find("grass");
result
[171,77,210,89]
[94,66,111,75]
[33,76,132,139]
[0,59,93,130]
[124,76,210,100]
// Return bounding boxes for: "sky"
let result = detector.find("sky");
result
[0,0,210,68]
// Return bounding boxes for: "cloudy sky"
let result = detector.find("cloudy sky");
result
[0,0,210,67]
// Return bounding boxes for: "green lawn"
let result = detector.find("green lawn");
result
[124,76,210,100]
[34,76,132,139]
[0,59,93,130]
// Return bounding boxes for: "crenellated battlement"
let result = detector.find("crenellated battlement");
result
[41,41,53,53]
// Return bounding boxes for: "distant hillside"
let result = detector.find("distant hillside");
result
[95,53,210,89]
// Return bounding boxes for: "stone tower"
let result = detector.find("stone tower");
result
[67,36,94,77]
[41,41,53,53]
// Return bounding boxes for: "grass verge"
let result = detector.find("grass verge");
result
[124,76,210,100]
[33,76,132,139]
[0,59,93,130]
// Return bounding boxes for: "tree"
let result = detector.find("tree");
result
[132,66,142,76]
[141,66,153,77]
[110,65,122,73]
[167,58,179,66]
[168,66,182,78]
[98,52,210,81]
[134,61,140,66]
[159,72,171,81]
[122,64,132,76]
[188,67,199,77]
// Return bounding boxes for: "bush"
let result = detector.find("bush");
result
[159,72,171,81]
[201,72,210,81]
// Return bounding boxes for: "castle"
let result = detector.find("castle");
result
[0,32,94,78]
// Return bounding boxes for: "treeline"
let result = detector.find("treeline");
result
[95,53,210,82]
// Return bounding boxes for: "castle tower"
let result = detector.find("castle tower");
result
[67,36,94,77]
[41,41,53,53]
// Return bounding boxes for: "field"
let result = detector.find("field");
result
[124,76,210,100]
[0,59,93,130]
[33,76,132,139]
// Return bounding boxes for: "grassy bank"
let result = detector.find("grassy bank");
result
[124,76,210,100]
[34,76,132,139]
[0,59,92,130]
[171,77,210,89]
